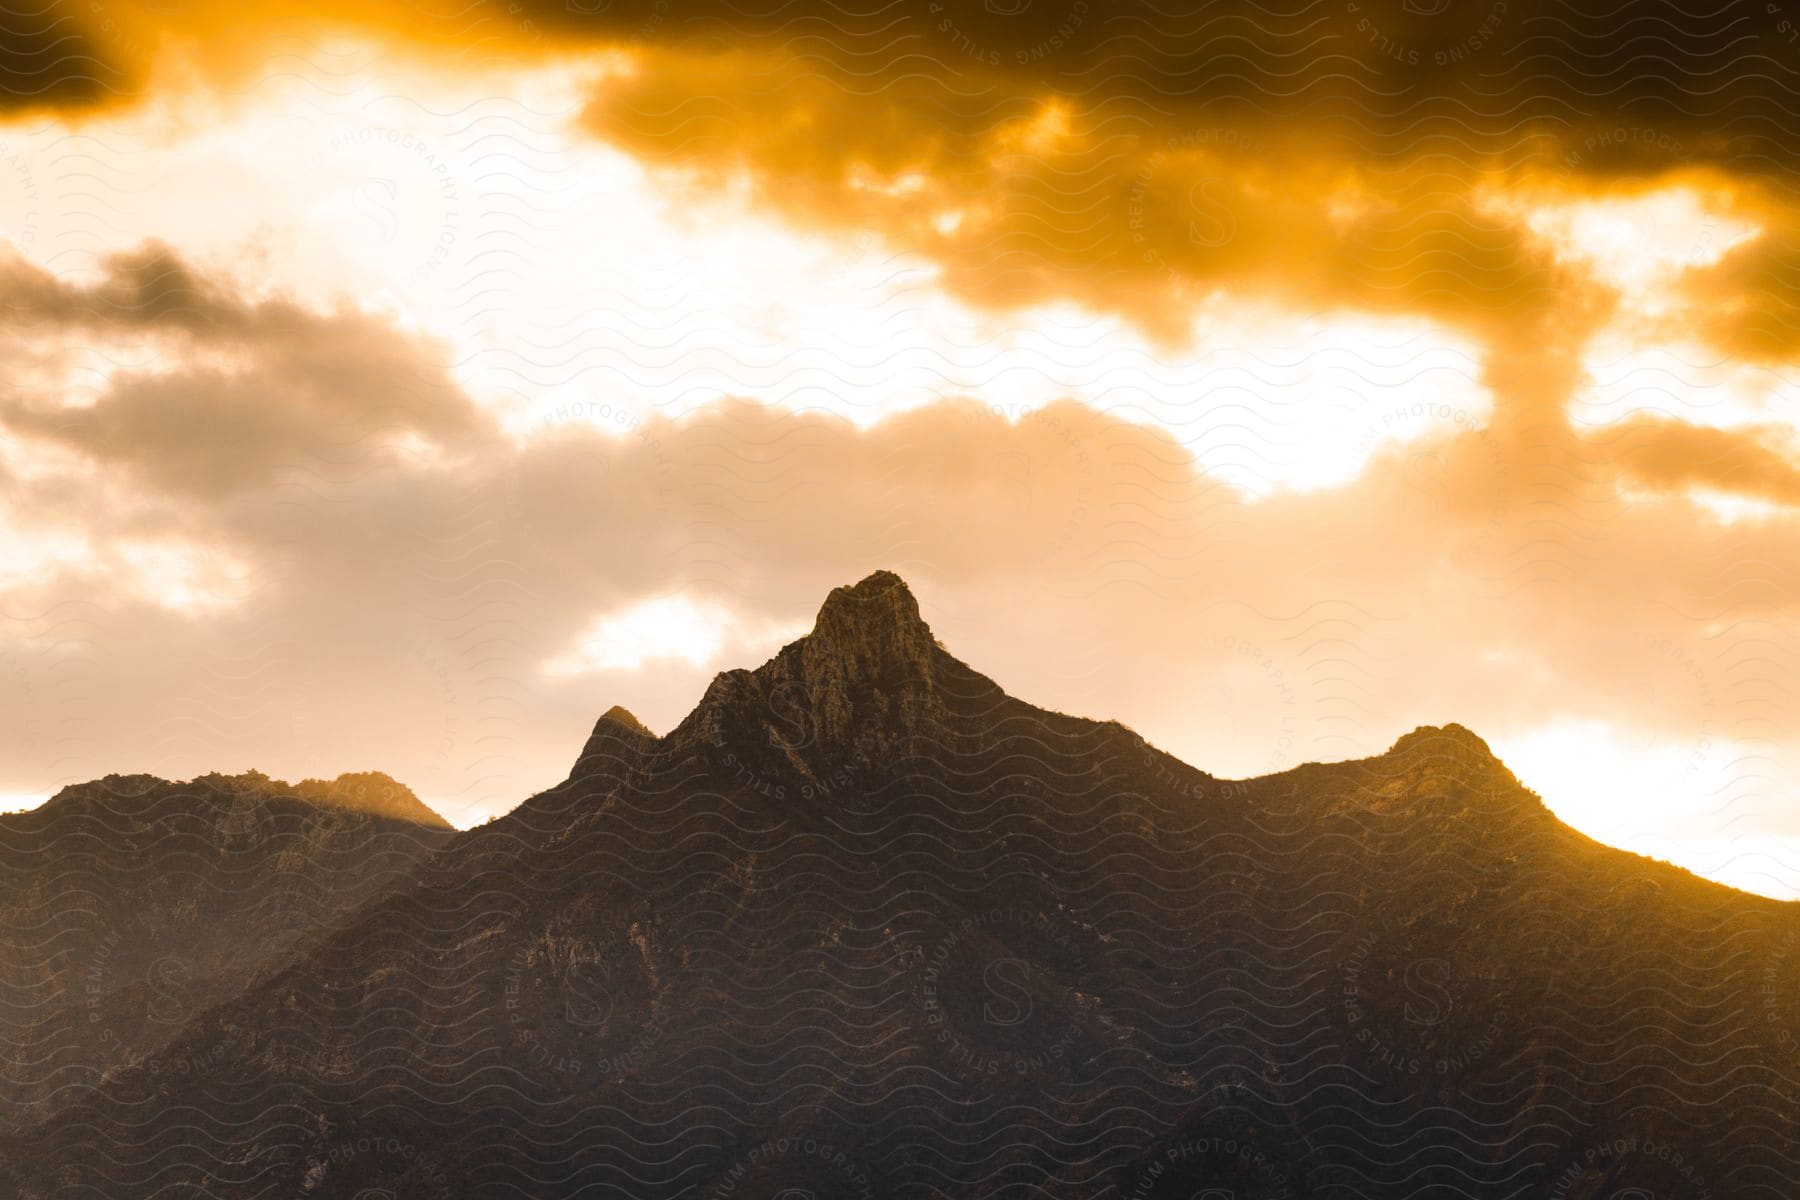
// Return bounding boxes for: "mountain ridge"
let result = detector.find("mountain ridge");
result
[585,573,1542,832]
[5,570,1795,1199]
[0,768,452,1134]
[32,768,451,830]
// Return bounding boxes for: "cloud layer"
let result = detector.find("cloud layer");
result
[2,2,1797,893]
[0,249,1792,886]
[13,0,1800,370]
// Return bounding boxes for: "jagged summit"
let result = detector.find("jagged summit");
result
[650,570,962,774]
[810,570,929,643]
[596,705,653,737]
[584,574,1538,810]
[798,569,940,694]
[569,704,658,775]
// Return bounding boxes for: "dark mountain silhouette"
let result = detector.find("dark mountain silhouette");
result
[6,571,1797,1198]
[0,770,451,1133]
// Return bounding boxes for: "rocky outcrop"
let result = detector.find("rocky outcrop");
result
[662,571,971,785]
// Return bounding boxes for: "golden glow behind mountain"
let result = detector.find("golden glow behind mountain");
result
[0,0,1795,895]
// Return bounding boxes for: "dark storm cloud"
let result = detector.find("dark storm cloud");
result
[576,47,1588,341]
[10,0,1800,367]
[0,1,132,113]
[12,0,1798,175]
[554,0,1799,373]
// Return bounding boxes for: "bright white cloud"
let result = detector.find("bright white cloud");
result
[543,595,806,676]
[114,541,253,616]
[544,595,734,674]
[0,55,1495,500]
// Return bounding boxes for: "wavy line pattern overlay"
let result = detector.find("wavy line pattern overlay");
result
[2,0,1800,1195]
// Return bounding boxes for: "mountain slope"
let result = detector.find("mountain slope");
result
[0,769,452,1133]
[9,572,1797,1198]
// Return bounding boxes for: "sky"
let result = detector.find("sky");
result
[0,0,1798,896]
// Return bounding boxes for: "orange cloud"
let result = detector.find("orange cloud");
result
[13,0,1800,381]
[0,243,494,498]
[1602,417,1800,504]
[0,247,1793,847]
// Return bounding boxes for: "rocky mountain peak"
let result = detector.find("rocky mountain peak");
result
[1359,722,1549,827]
[1386,722,1502,768]
[569,704,657,777]
[788,571,946,751]
[596,705,653,737]
[655,571,957,775]
[803,570,935,670]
